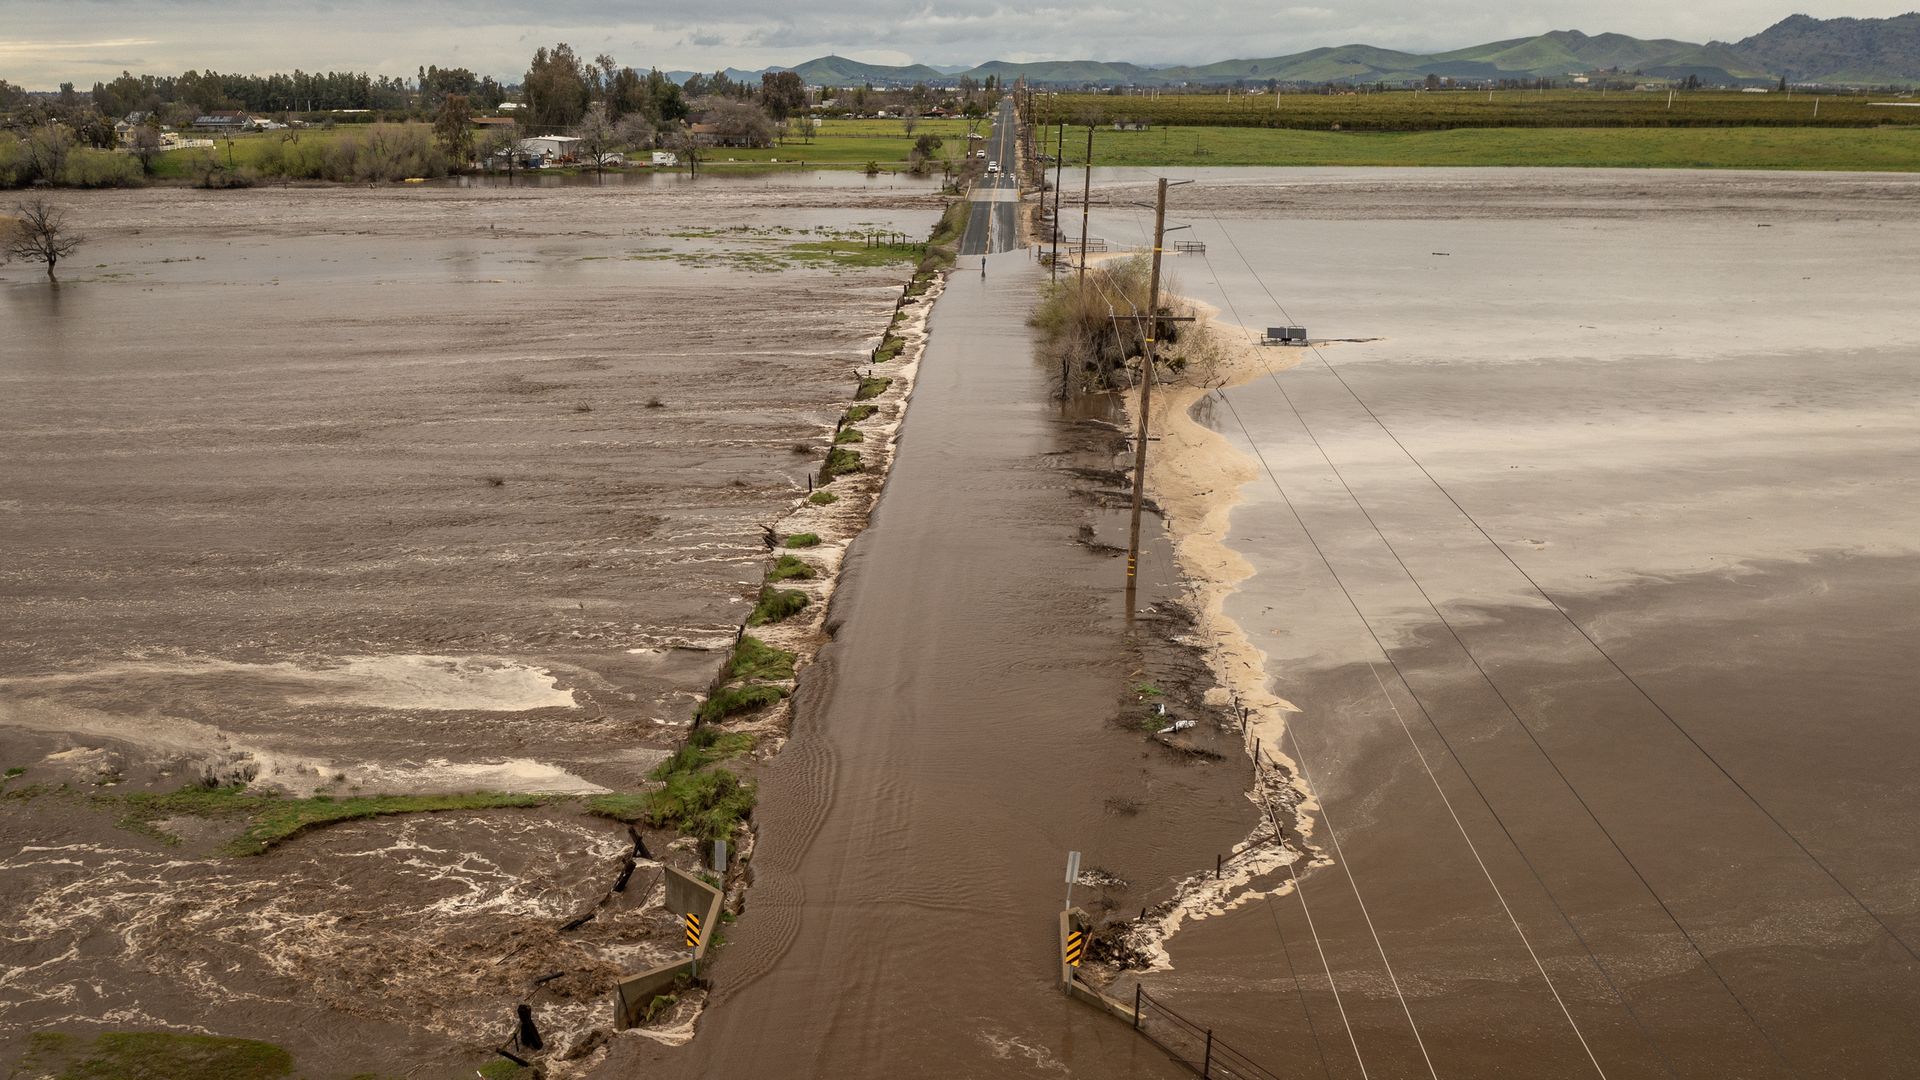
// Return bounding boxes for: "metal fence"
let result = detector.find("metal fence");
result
[1131,985,1284,1080]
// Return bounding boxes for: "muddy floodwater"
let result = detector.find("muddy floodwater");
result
[1084,170,1920,1078]
[0,179,940,1073]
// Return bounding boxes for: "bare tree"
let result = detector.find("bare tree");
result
[24,124,74,184]
[129,123,166,176]
[572,103,615,175]
[5,199,85,281]
[615,114,656,152]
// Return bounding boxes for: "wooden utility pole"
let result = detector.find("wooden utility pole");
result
[1049,121,1064,280]
[1077,125,1093,289]
[1124,177,1171,615]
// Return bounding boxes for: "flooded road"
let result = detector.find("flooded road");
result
[1082,170,1920,1077]
[0,180,941,1072]
[606,255,1255,1079]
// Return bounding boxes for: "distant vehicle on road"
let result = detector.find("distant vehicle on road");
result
[987,161,1000,173]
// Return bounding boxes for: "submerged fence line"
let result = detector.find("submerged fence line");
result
[1130,985,1286,1080]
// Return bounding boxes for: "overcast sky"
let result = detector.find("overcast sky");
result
[3,1,1914,87]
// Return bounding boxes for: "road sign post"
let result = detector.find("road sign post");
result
[1064,850,1081,911]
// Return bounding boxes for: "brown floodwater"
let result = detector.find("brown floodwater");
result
[1081,170,1920,1078]
[602,254,1265,1079]
[0,180,941,1073]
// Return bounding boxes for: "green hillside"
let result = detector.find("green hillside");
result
[786,55,947,85]
[775,16,1918,90]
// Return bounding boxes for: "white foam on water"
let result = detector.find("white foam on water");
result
[0,653,578,712]
[977,1029,1071,1074]
[354,757,609,795]
[284,655,578,711]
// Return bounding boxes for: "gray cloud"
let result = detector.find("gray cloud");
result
[3,0,1913,86]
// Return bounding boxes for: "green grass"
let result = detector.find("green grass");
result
[785,240,925,267]
[820,447,863,482]
[642,764,757,840]
[3,766,24,778]
[20,1030,294,1080]
[748,585,810,626]
[651,727,757,780]
[768,554,816,582]
[1078,124,1920,171]
[873,336,906,363]
[1043,89,1920,133]
[855,375,892,401]
[728,633,798,678]
[583,792,655,822]
[835,427,865,444]
[699,118,975,170]
[697,683,788,724]
[843,404,877,423]
[784,532,822,549]
[109,785,548,856]
[808,490,838,505]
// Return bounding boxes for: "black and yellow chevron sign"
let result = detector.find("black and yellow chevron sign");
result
[684,912,703,949]
[1064,928,1086,968]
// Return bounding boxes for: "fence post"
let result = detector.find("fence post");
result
[1216,853,1222,880]
[1202,1029,1214,1078]
[1133,984,1142,1030]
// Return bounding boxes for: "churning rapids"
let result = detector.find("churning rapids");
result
[0,176,942,1074]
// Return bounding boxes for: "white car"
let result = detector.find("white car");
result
[975,149,987,159]
[987,161,1000,173]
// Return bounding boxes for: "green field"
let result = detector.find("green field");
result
[1036,89,1920,131]
[1048,124,1920,171]
[703,117,981,169]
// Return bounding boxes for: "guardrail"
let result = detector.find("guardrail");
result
[1058,908,1284,1080]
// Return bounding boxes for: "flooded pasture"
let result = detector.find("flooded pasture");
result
[0,179,940,1072]
[1085,169,1920,1077]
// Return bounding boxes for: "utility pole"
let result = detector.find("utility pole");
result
[1049,121,1064,281]
[1124,177,1171,616]
[1077,125,1093,290]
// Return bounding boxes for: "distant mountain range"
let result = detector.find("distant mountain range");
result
[672,15,1919,89]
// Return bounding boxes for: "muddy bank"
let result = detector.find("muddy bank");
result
[0,181,941,1074]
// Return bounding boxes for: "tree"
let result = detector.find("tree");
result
[615,113,656,152]
[760,71,806,121]
[4,199,85,281]
[24,125,75,185]
[901,109,919,136]
[525,44,591,131]
[702,100,775,148]
[434,94,475,164]
[477,122,520,179]
[129,121,165,175]
[573,104,615,174]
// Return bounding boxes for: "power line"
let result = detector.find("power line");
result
[1090,219,1438,1078]
[1084,262,1369,1080]
[1216,209,1919,964]
[1200,249,1662,1079]
[1205,221,1803,1077]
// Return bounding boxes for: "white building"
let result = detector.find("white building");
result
[515,135,583,164]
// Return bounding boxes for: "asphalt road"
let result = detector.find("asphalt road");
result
[958,98,1022,258]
